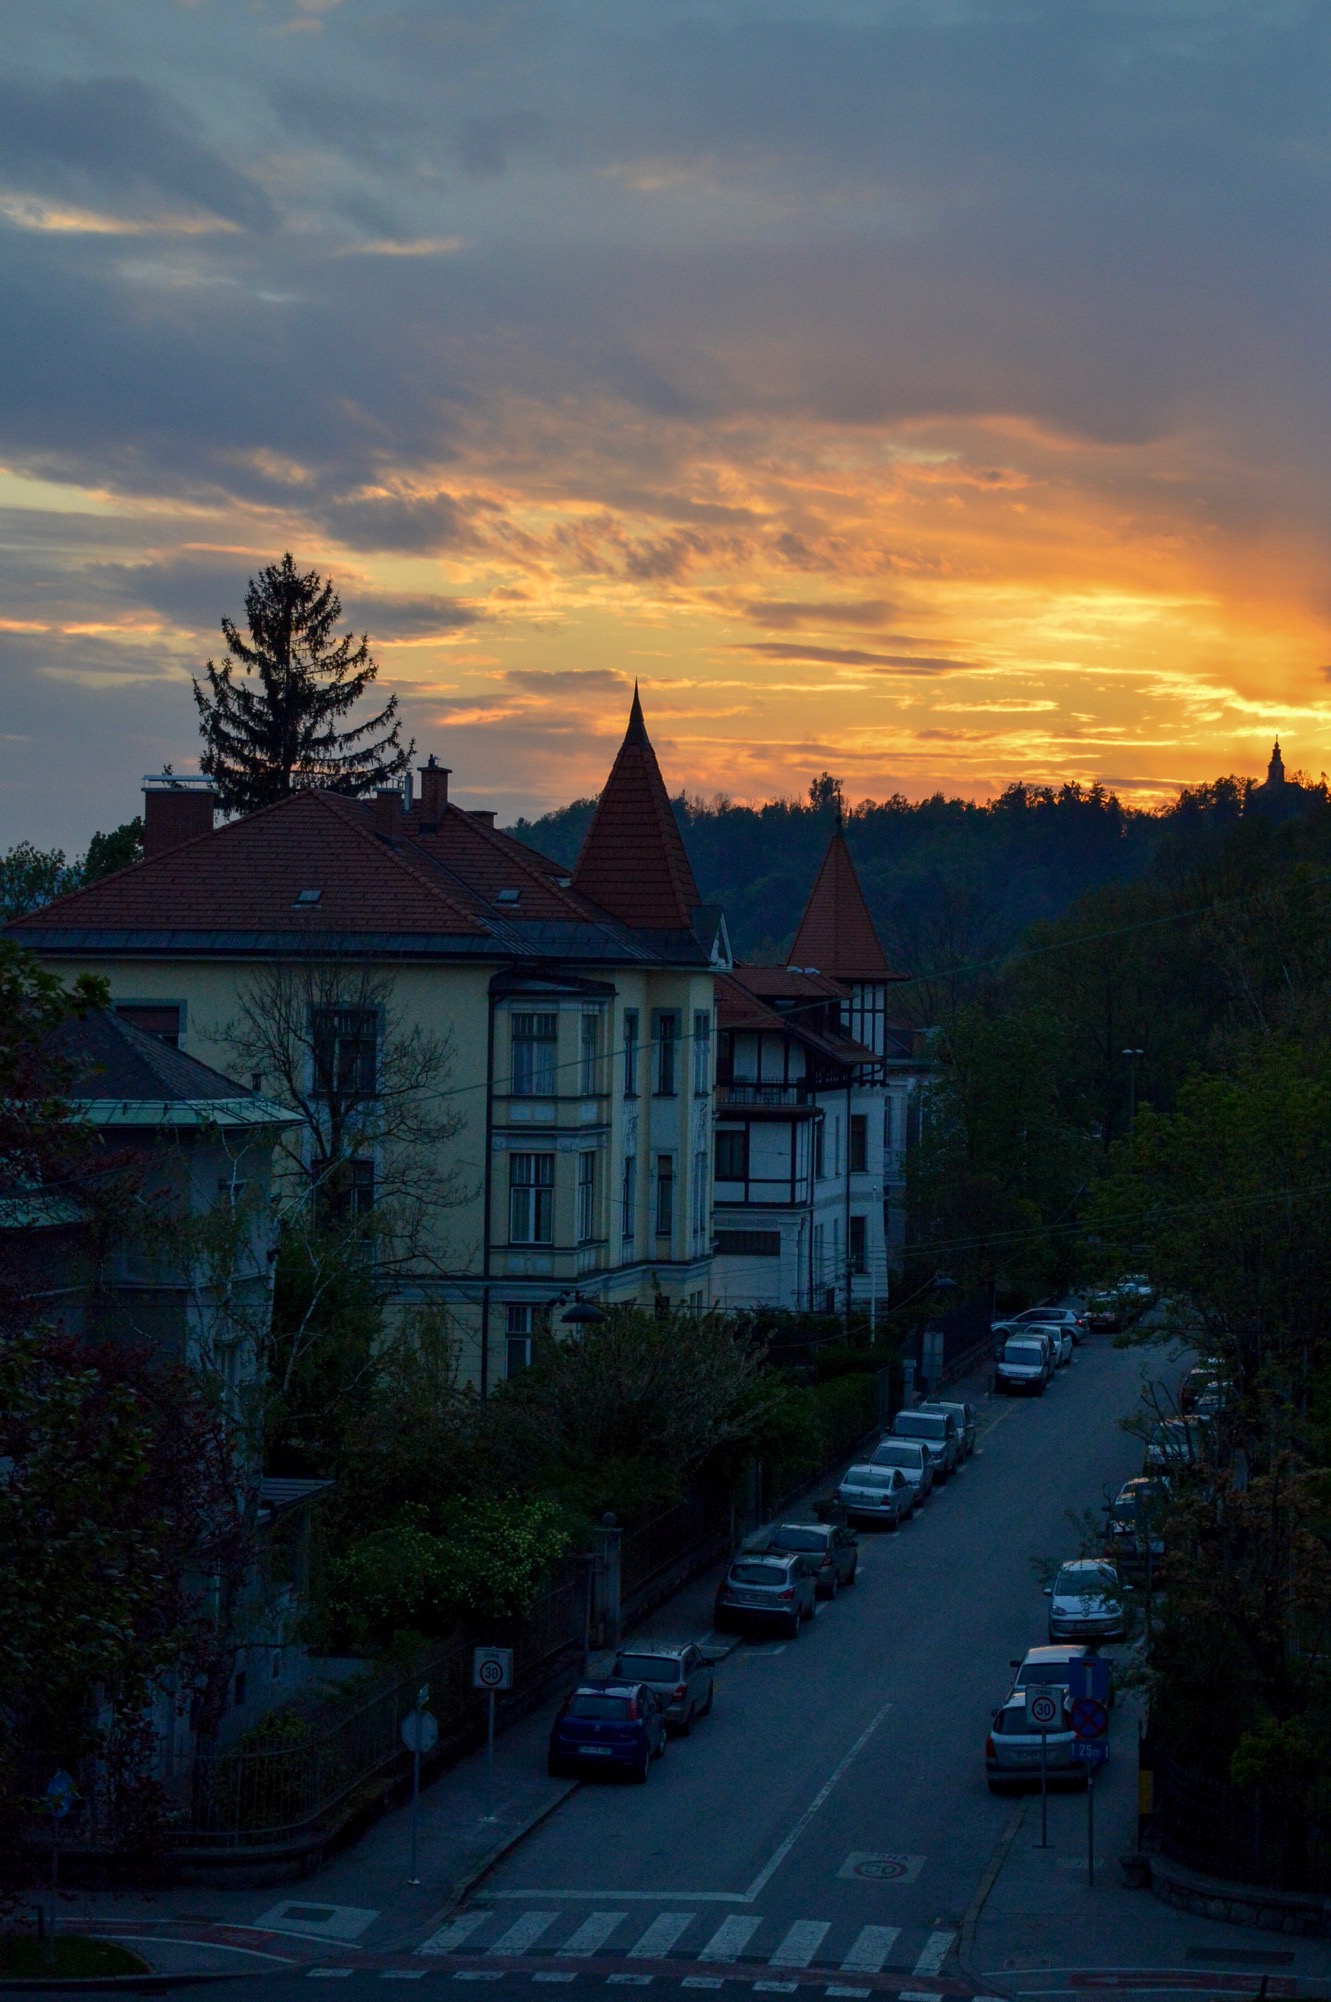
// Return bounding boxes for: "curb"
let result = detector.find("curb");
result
[955,1795,1027,2000]
[410,1780,581,1948]
[0,1976,242,1994]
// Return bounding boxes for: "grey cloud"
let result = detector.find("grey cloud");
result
[742,599,898,630]
[741,642,973,672]
[318,491,481,555]
[457,112,554,177]
[501,667,627,691]
[90,556,481,640]
[0,75,276,230]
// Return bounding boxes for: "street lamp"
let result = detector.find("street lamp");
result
[557,1291,606,1327]
[1122,1048,1144,1137]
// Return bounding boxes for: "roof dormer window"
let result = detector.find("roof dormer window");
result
[294,888,322,906]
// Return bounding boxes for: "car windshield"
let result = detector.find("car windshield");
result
[871,1443,921,1468]
[567,1693,632,1720]
[1016,1657,1076,1685]
[1056,1565,1117,1597]
[842,1467,896,1488]
[769,1528,828,1552]
[1003,1342,1043,1363]
[730,1561,787,1586]
[895,1415,946,1440]
[614,1654,681,1681]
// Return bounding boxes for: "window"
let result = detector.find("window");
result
[621,1153,636,1241]
[693,1010,711,1094]
[691,1147,708,1236]
[814,1119,826,1180]
[577,1151,596,1243]
[509,1153,554,1243]
[654,1012,678,1095]
[114,1002,181,1047]
[850,1214,867,1275]
[715,1128,747,1181]
[511,1012,558,1096]
[311,1007,377,1097]
[655,1153,674,1238]
[716,1229,781,1257]
[884,1095,896,1152]
[327,1157,375,1221]
[623,1010,639,1096]
[580,1012,600,1096]
[850,1114,868,1174]
[505,1302,537,1375]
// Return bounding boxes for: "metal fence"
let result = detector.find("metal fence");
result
[1156,1751,1331,1894]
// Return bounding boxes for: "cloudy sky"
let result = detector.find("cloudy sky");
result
[3,0,1331,849]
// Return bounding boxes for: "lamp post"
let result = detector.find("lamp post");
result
[1122,1048,1144,1138]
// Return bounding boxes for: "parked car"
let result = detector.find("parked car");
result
[1085,1286,1121,1332]
[1180,1364,1230,1417]
[611,1643,715,1734]
[890,1407,961,1479]
[1013,1305,1087,1345]
[1008,1642,1111,1705]
[1104,1476,1167,1571]
[993,1334,1049,1395]
[986,1692,1085,1792]
[1144,1417,1206,1472]
[1045,1558,1127,1641]
[1025,1320,1073,1367]
[713,1552,817,1637]
[755,1520,860,1593]
[548,1679,668,1781]
[868,1435,935,1504]
[920,1398,977,1458]
[836,1463,913,1529]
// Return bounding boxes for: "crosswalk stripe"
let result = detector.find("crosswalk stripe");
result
[768,1922,829,1968]
[840,1926,900,1973]
[561,1913,627,1956]
[698,1916,762,1961]
[488,1912,558,1956]
[912,1930,955,1976]
[417,1914,489,1957]
[627,1914,695,1959]
[381,1972,428,1981]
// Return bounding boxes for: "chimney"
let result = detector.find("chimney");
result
[469,809,496,828]
[142,777,217,860]
[374,788,404,842]
[417,756,450,825]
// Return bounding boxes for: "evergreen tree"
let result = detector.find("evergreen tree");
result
[193,554,412,813]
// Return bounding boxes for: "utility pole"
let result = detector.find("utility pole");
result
[1122,1048,1144,1137]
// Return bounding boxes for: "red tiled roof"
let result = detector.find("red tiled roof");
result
[732,964,846,1002]
[788,827,896,979]
[714,972,876,1068]
[571,687,701,930]
[17,789,491,937]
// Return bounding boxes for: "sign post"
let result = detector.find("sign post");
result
[1068,1661,1110,1887]
[400,1686,437,1886]
[1027,1687,1059,1848]
[472,1648,514,1823]
[45,1770,76,1962]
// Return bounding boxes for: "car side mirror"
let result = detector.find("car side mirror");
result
[1043,1586,1053,1597]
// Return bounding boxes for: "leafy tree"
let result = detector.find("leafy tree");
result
[82,816,143,882]
[193,553,412,813]
[0,841,75,922]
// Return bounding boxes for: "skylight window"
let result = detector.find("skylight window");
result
[496,887,520,904]
[294,888,322,906]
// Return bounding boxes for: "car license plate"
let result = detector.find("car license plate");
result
[579,1745,613,1756]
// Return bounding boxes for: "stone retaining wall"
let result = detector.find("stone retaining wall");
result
[1149,1852,1331,1936]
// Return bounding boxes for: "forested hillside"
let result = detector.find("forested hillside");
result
[510,772,1270,972]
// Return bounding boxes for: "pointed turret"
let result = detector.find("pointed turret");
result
[788,823,893,978]
[572,685,701,929]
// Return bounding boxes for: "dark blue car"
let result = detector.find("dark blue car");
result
[547,1678,668,1782]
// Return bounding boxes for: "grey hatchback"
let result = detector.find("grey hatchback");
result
[714,1552,817,1638]
[759,1521,859,1596]
[612,1642,715,1734]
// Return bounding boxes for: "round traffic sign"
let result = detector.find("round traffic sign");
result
[477,1657,506,1689]
[1029,1691,1060,1729]
[401,1709,439,1755]
[1070,1695,1108,1741]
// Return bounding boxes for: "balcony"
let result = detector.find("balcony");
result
[716,1081,810,1109]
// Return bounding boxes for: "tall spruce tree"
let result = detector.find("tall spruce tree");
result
[193,554,413,813]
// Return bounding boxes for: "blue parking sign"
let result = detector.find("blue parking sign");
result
[1072,1739,1109,1764]
[1067,1657,1110,1703]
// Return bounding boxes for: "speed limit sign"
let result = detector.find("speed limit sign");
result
[1028,1685,1060,1729]
[473,1646,514,1692]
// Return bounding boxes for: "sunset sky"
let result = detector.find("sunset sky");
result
[4,1,1331,849]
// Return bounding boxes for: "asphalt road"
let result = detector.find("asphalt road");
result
[442,1334,1150,1979]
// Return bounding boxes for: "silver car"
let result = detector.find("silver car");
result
[1008,1643,1109,1705]
[611,1642,715,1734]
[836,1463,912,1529]
[1045,1558,1126,1641]
[758,1520,860,1594]
[920,1399,977,1458]
[1013,1305,1086,1345]
[714,1552,817,1638]
[1026,1320,1073,1367]
[986,1691,1084,1792]
[891,1407,960,1479]
[868,1435,934,1504]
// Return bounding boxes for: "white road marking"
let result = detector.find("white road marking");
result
[381,1972,428,1981]
[744,1695,895,1901]
[627,1914,695,1958]
[606,1978,653,1987]
[912,1931,956,1976]
[452,1975,503,1983]
[417,1915,489,1957]
[698,1916,762,1961]
[840,1926,900,1972]
[769,1923,830,1968]
[681,1982,724,1991]
[826,1989,871,1998]
[307,1972,353,1980]
[488,1912,558,1956]
[754,1984,797,1995]
[562,1913,627,1956]
[532,1979,576,1986]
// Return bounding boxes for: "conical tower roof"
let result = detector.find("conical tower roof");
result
[788,823,892,978]
[571,686,701,929]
